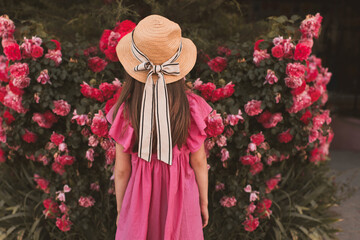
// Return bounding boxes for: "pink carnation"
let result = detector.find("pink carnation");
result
[78,196,95,208]
[219,195,237,207]
[53,100,71,116]
[205,110,224,137]
[91,110,109,137]
[244,100,263,116]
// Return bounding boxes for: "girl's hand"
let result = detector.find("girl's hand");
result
[200,204,209,228]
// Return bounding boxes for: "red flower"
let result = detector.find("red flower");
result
[99,82,118,100]
[293,43,311,61]
[254,39,264,51]
[300,110,312,125]
[4,42,22,61]
[31,45,44,58]
[52,162,65,175]
[308,87,321,103]
[197,82,216,101]
[255,198,272,219]
[207,57,227,73]
[42,198,60,219]
[50,132,65,146]
[217,46,231,56]
[271,44,284,58]
[114,20,136,35]
[250,162,263,175]
[88,57,108,72]
[250,132,265,146]
[242,214,259,232]
[277,129,293,143]
[3,109,15,124]
[291,80,306,96]
[22,129,38,143]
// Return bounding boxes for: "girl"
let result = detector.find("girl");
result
[106,14,213,240]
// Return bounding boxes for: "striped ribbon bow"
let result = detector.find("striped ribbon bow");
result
[130,30,182,165]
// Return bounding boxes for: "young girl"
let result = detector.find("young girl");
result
[106,14,213,240]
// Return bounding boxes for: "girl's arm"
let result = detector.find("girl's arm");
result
[189,142,208,208]
[114,143,132,213]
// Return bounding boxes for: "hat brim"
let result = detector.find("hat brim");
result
[115,32,197,84]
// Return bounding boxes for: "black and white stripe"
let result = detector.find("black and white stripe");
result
[130,29,181,165]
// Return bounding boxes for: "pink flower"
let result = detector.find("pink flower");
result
[9,62,29,77]
[11,76,31,88]
[247,202,256,214]
[220,148,229,162]
[216,135,227,147]
[242,215,259,232]
[244,100,263,116]
[45,49,62,66]
[71,109,88,126]
[37,69,52,84]
[78,196,95,208]
[215,182,225,191]
[205,110,224,137]
[284,76,303,88]
[53,100,71,116]
[0,15,15,38]
[286,62,306,78]
[300,13,323,39]
[207,56,227,72]
[253,49,270,66]
[253,39,270,66]
[90,182,100,191]
[219,195,237,207]
[86,148,95,162]
[264,69,278,85]
[247,143,257,152]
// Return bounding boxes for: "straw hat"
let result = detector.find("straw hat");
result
[115,14,197,84]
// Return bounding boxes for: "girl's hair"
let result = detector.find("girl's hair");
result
[111,72,192,153]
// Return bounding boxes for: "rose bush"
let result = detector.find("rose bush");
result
[0,12,342,240]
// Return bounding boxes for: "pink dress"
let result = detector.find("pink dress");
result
[105,91,213,240]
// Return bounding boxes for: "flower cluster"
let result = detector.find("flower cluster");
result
[99,20,136,62]
[193,78,235,102]
[80,79,120,102]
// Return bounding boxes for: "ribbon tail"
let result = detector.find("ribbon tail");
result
[155,73,173,165]
[138,74,155,162]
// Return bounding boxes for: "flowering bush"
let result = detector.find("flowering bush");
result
[0,12,341,240]
[193,13,340,239]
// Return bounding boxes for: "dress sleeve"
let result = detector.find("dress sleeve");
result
[105,103,134,154]
[186,92,214,153]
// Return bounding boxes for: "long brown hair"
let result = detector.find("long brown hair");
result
[111,72,192,154]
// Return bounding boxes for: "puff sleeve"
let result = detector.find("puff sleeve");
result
[186,92,214,153]
[105,103,134,154]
